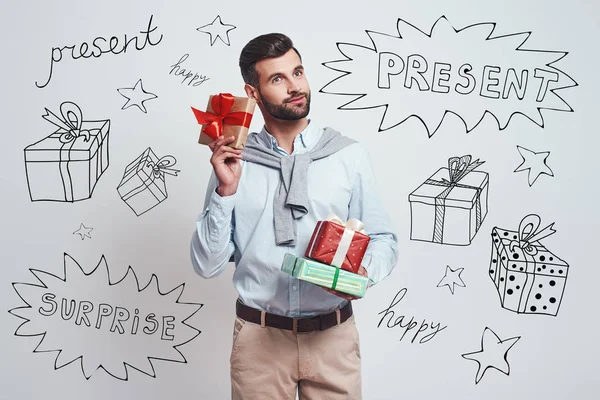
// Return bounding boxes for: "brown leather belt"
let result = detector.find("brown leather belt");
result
[236,300,353,333]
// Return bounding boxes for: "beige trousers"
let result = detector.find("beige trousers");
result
[230,314,362,400]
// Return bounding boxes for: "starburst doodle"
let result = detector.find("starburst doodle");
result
[320,16,577,137]
[8,254,203,380]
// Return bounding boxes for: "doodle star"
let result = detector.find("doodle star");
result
[117,79,158,113]
[462,327,521,384]
[196,15,236,46]
[514,145,554,186]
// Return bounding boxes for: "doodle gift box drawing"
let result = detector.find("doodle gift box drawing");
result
[117,147,179,216]
[24,102,110,202]
[409,155,489,246]
[489,214,569,316]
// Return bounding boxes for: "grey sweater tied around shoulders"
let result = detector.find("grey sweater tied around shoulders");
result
[241,127,356,246]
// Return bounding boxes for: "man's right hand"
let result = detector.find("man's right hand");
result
[208,135,243,197]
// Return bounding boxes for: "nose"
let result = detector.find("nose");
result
[287,79,301,93]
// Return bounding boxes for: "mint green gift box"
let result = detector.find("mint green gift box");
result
[281,253,368,297]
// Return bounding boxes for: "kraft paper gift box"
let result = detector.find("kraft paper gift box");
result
[281,253,369,298]
[117,147,179,216]
[191,93,256,150]
[305,214,370,274]
[24,102,110,202]
[409,155,489,246]
[489,214,569,316]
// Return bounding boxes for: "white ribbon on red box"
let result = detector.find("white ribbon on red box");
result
[326,213,366,269]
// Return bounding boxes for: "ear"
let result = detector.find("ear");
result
[244,84,260,103]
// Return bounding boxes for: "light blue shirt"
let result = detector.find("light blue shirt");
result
[190,120,398,317]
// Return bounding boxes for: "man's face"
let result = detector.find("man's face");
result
[252,49,311,121]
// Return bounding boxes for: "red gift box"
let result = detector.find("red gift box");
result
[191,93,256,150]
[305,215,370,273]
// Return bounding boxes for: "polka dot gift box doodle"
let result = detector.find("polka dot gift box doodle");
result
[305,213,370,274]
[489,214,569,316]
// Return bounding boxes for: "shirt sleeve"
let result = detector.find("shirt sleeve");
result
[348,144,399,285]
[190,171,236,278]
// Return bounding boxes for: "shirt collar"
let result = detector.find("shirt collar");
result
[257,119,321,155]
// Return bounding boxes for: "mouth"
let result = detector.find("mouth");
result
[287,95,306,104]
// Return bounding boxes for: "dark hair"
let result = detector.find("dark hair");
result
[239,33,302,87]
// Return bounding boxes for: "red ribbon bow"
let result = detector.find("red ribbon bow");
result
[190,93,254,140]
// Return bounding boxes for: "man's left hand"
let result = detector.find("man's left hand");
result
[322,265,368,301]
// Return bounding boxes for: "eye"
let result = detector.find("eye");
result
[294,70,303,77]
[272,76,281,83]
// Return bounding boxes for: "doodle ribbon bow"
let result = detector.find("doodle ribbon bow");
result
[439,155,485,187]
[43,102,91,143]
[509,214,556,256]
[146,156,180,179]
[191,93,254,140]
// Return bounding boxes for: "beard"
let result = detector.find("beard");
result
[258,89,311,121]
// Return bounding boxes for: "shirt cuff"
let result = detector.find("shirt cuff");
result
[210,188,236,218]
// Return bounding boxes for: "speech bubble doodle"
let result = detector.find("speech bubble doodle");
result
[8,253,203,380]
[319,16,578,137]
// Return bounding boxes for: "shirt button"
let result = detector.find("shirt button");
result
[292,285,298,291]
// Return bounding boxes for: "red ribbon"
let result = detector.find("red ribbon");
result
[191,93,254,140]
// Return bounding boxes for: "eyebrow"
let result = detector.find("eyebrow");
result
[266,64,304,82]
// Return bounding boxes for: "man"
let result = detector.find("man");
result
[190,33,398,400]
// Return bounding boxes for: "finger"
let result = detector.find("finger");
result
[213,141,242,156]
[218,135,235,142]
[219,145,242,154]
[214,139,242,153]
[215,135,236,148]
[211,135,234,148]
[357,265,368,277]
[214,148,243,162]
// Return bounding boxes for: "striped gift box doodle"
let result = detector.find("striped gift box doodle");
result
[409,155,489,246]
[24,101,110,203]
